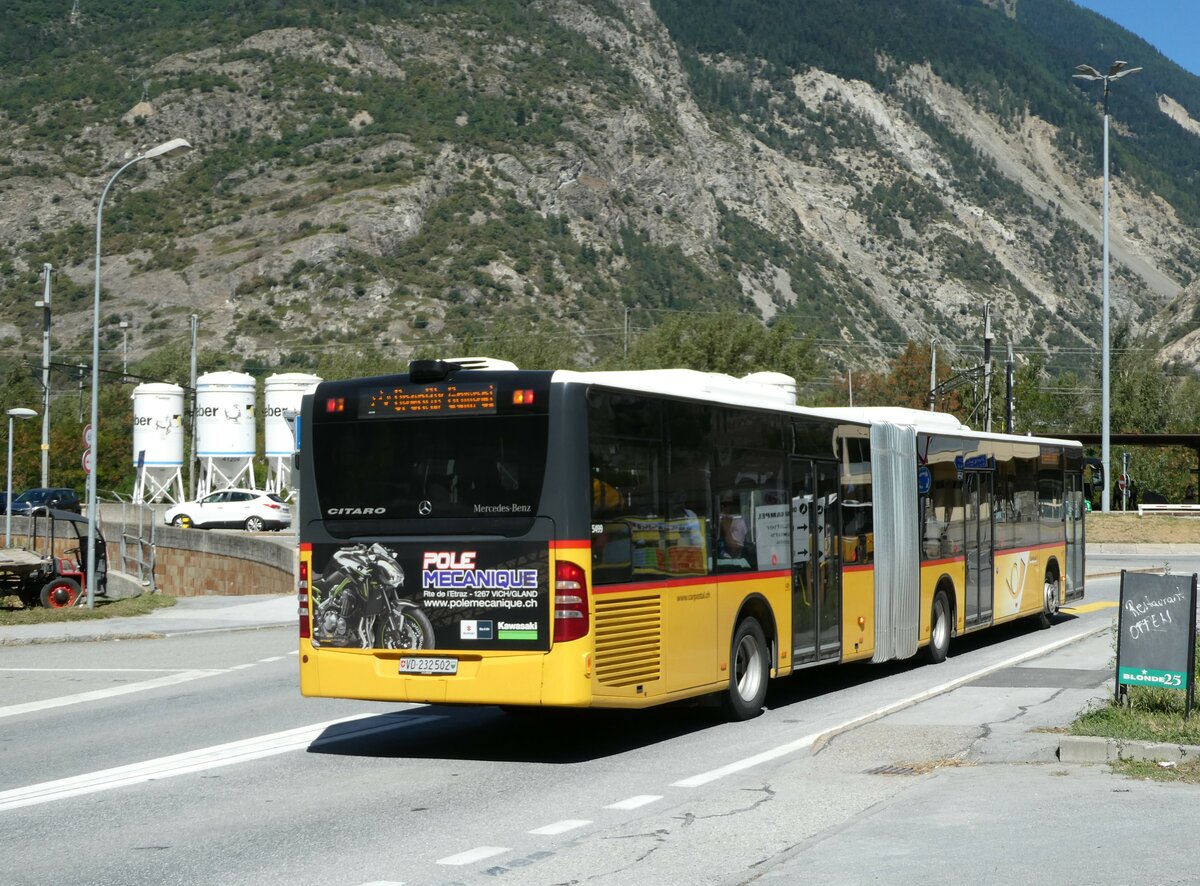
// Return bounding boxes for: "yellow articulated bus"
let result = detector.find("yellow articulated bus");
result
[296,359,1085,720]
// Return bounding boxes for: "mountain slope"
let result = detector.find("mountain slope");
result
[0,0,1198,391]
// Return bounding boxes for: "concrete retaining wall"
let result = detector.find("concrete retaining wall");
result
[151,527,295,597]
[101,514,296,597]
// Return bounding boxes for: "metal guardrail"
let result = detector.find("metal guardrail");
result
[111,500,158,592]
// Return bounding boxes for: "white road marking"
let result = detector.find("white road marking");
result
[0,668,198,673]
[258,656,286,663]
[0,712,420,812]
[0,653,300,719]
[606,795,662,810]
[672,735,821,787]
[0,669,224,720]
[354,881,405,885]
[528,819,591,835]
[673,625,1103,788]
[436,847,510,866]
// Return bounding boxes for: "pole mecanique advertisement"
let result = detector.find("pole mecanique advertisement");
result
[309,541,551,651]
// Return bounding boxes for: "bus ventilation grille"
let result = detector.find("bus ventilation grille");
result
[594,595,662,687]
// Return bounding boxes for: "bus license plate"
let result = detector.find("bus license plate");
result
[398,657,457,676]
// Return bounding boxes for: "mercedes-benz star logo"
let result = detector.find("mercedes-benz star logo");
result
[418,500,433,516]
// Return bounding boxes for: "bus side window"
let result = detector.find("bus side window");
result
[715,409,785,573]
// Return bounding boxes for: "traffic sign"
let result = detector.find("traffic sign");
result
[83,424,94,447]
[82,448,93,474]
[1118,474,1128,492]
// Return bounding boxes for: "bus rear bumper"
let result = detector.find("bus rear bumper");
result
[300,642,593,707]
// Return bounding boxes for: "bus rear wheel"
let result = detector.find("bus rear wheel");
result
[1037,574,1060,630]
[721,617,769,721]
[926,589,951,663]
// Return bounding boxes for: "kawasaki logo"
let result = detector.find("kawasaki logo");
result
[326,507,387,516]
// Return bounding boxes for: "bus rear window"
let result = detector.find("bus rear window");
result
[312,415,548,520]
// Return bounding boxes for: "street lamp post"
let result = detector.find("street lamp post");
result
[87,137,192,608]
[1074,60,1141,513]
[6,408,38,547]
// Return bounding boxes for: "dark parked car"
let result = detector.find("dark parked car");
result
[10,488,82,515]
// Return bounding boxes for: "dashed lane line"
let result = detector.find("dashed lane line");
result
[436,847,511,866]
[528,819,591,836]
[606,795,662,810]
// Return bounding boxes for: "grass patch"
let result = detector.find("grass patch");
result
[0,594,177,626]
[1069,696,1200,746]
[1112,758,1200,784]
[1086,514,1200,545]
[1069,636,1200,783]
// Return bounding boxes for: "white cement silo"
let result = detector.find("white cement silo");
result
[195,371,257,497]
[131,382,185,504]
[263,372,321,497]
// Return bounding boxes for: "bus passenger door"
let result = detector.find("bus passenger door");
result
[964,470,993,626]
[815,462,841,658]
[1064,470,1084,601]
[790,459,841,663]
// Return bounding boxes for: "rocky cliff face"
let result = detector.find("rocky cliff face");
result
[1,0,1198,381]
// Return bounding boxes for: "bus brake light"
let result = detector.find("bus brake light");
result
[512,389,535,405]
[325,397,345,413]
[554,560,589,643]
[298,560,311,639]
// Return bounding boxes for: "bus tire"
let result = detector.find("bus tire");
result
[926,589,951,664]
[1037,573,1060,630]
[721,617,769,721]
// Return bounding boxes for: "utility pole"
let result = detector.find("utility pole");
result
[1005,343,1015,434]
[37,264,52,487]
[982,305,993,433]
[929,340,937,411]
[1121,452,1131,512]
[188,314,198,499]
[120,320,131,377]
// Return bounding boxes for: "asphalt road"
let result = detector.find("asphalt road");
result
[0,559,1196,886]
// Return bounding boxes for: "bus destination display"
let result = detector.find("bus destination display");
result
[360,382,498,417]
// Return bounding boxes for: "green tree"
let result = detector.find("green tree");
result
[414,318,590,371]
[619,312,819,382]
[1010,354,1088,435]
[1101,325,1168,435]
[850,342,964,416]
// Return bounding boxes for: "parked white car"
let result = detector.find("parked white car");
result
[164,490,291,531]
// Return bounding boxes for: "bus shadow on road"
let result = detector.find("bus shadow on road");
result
[305,701,728,763]
[306,614,1083,763]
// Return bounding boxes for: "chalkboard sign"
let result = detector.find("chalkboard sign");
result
[1115,572,1197,712]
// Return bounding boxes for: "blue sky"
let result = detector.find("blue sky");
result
[1072,1,1200,76]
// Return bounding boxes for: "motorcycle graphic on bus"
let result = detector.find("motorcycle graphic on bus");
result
[311,542,434,650]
